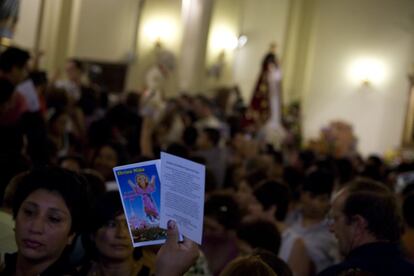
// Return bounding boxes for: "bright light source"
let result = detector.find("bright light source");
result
[348,57,386,86]
[143,18,177,45]
[211,27,238,52]
[237,35,248,48]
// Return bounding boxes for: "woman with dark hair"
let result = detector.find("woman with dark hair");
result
[91,142,127,190]
[78,191,151,276]
[0,167,88,275]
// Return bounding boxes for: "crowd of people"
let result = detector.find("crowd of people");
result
[1,45,414,276]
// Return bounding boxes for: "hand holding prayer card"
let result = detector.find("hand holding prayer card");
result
[113,152,205,247]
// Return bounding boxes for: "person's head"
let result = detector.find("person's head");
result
[334,158,355,186]
[329,178,402,256]
[253,180,291,222]
[58,155,85,173]
[92,143,126,181]
[182,126,198,149]
[165,142,190,159]
[12,167,88,263]
[237,219,281,255]
[197,127,221,150]
[29,70,48,94]
[204,192,242,232]
[89,191,133,262]
[2,171,27,210]
[65,59,84,83]
[282,166,304,202]
[135,174,149,189]
[193,95,214,118]
[219,255,276,276]
[251,249,293,276]
[47,108,69,136]
[301,168,334,220]
[0,47,30,84]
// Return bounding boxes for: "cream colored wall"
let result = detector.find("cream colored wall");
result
[302,0,414,155]
[179,0,214,93]
[204,0,239,90]
[232,0,290,102]
[282,0,319,104]
[69,0,138,62]
[13,0,414,156]
[126,0,182,95]
[13,0,41,49]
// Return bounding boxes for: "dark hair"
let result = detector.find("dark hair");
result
[254,180,291,221]
[251,249,293,276]
[334,158,355,185]
[0,77,15,103]
[12,167,88,234]
[237,220,281,255]
[86,191,144,261]
[92,142,128,166]
[302,168,334,196]
[165,142,189,159]
[182,126,198,148]
[195,95,214,110]
[79,169,106,215]
[282,166,304,201]
[3,172,27,209]
[68,58,84,72]
[204,192,242,230]
[342,179,402,242]
[0,47,30,72]
[298,150,316,171]
[29,70,48,87]
[58,155,85,169]
[261,53,278,71]
[202,127,221,146]
[220,255,276,276]
[89,191,123,233]
[403,193,414,228]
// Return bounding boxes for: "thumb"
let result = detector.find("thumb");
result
[166,220,179,246]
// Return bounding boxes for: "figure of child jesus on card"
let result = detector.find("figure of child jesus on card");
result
[114,160,166,247]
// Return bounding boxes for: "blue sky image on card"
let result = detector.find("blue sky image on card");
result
[115,164,161,229]
[114,161,166,246]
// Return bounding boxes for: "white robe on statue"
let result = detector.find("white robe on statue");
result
[260,66,286,149]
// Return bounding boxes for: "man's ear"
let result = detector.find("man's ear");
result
[352,214,368,233]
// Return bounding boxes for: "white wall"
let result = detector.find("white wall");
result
[303,0,414,156]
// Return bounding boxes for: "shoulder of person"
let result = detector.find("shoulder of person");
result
[0,253,17,275]
[317,263,355,276]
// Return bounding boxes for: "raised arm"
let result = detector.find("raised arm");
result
[140,116,155,157]
[155,220,199,276]
[128,179,136,191]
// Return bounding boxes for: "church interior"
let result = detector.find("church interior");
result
[2,0,414,275]
[11,0,414,156]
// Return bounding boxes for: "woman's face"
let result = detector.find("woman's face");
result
[93,145,118,180]
[15,189,74,262]
[94,213,133,261]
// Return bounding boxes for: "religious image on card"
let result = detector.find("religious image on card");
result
[113,160,167,247]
